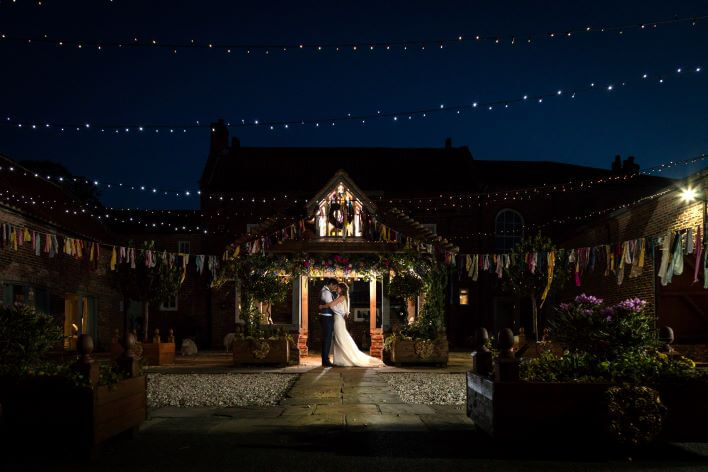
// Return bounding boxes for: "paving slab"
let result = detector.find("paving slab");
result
[342,393,402,404]
[287,388,342,398]
[418,414,475,431]
[150,407,218,418]
[291,414,346,427]
[345,414,428,431]
[213,406,285,418]
[279,396,341,406]
[281,405,316,416]
[141,417,225,434]
[429,404,466,414]
[378,403,437,415]
[315,403,380,416]
[341,386,390,394]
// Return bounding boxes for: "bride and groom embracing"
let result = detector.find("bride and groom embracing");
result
[319,278,383,368]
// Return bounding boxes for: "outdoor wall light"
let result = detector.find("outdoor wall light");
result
[680,187,699,203]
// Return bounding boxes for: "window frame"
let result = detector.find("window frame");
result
[494,208,524,252]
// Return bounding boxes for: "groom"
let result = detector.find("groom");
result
[319,278,339,367]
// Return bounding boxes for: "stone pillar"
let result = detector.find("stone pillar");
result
[297,275,309,357]
[406,297,416,324]
[152,329,161,344]
[74,334,99,386]
[471,327,493,376]
[369,279,383,359]
[494,328,520,382]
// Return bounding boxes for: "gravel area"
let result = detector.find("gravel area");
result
[381,373,466,405]
[147,373,298,408]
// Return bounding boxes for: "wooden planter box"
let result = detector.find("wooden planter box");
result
[0,375,146,454]
[232,337,290,366]
[466,372,708,442]
[142,342,176,366]
[389,336,448,366]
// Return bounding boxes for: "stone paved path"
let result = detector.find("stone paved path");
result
[148,368,472,432]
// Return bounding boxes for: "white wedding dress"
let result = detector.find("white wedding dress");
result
[332,297,383,367]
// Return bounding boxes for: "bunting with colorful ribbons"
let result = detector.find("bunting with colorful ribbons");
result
[223,216,446,261]
[458,225,707,289]
[0,221,220,281]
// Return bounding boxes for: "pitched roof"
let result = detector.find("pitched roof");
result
[0,154,112,241]
[201,144,475,195]
[231,169,458,252]
[200,123,669,196]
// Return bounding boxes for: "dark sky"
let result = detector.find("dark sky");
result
[1,0,707,209]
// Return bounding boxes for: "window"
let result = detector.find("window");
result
[160,294,178,311]
[459,288,469,305]
[63,294,96,350]
[316,182,365,238]
[495,209,524,251]
[178,240,191,254]
[2,283,49,313]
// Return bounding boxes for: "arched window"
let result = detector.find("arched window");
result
[495,209,524,251]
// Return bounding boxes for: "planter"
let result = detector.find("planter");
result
[388,336,448,366]
[142,342,176,366]
[466,371,708,442]
[232,337,290,366]
[0,375,146,454]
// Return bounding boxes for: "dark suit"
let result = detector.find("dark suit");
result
[320,287,335,365]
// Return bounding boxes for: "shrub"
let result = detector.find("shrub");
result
[548,294,656,359]
[0,304,62,376]
[522,294,705,385]
[605,385,667,446]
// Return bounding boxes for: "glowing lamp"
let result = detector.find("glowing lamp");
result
[680,187,698,202]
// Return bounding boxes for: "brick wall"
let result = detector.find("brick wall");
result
[0,208,123,351]
[560,179,707,344]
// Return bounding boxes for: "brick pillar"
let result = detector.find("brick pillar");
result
[297,275,309,357]
[369,279,383,359]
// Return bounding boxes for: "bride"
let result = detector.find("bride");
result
[320,282,383,367]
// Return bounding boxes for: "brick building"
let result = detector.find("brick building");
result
[0,154,123,351]
[3,118,689,355]
[181,120,672,350]
[560,170,708,357]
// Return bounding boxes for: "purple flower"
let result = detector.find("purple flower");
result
[575,294,603,306]
[601,307,616,321]
[558,303,572,311]
[581,309,593,317]
[614,297,647,314]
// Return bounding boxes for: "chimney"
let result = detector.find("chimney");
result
[444,137,453,149]
[209,119,229,155]
[623,155,639,173]
[611,154,622,173]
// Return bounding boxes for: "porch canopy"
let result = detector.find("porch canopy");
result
[226,170,458,358]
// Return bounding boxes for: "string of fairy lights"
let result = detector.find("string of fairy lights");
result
[1,151,705,238]
[1,150,705,216]
[0,14,705,55]
[1,62,703,136]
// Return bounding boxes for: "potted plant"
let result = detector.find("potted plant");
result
[466,294,708,444]
[218,254,293,365]
[111,241,181,365]
[0,304,146,455]
[384,261,449,366]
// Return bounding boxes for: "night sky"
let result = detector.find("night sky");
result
[1,0,707,209]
